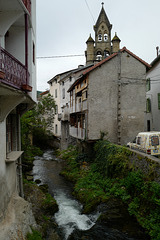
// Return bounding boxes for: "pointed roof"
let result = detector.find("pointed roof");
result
[86,34,94,43]
[68,47,151,92]
[94,4,112,31]
[112,32,121,42]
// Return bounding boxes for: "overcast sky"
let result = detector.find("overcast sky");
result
[36,0,160,91]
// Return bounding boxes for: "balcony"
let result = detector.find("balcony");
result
[70,126,85,140]
[22,0,31,14]
[0,47,32,92]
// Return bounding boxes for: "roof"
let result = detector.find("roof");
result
[112,33,121,42]
[150,54,160,67]
[47,69,75,84]
[86,34,94,43]
[68,47,151,92]
[94,5,112,30]
[59,64,93,83]
[40,90,49,96]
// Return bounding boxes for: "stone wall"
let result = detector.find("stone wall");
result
[128,149,160,183]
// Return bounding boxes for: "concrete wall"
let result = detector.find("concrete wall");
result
[120,52,146,144]
[88,56,119,142]
[87,52,146,145]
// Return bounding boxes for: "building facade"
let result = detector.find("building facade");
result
[68,47,151,145]
[0,0,36,222]
[145,54,160,131]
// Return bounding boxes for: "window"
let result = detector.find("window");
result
[33,42,35,64]
[137,137,141,145]
[96,51,102,61]
[147,120,150,131]
[55,105,58,114]
[151,136,159,146]
[146,98,151,113]
[146,78,151,92]
[98,34,102,41]
[55,124,58,134]
[104,50,110,58]
[158,93,160,109]
[6,115,12,153]
[62,81,64,86]
[104,33,108,41]
[55,89,57,98]
[62,88,65,99]
[69,76,72,82]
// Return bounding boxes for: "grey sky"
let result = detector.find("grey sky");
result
[36,0,160,91]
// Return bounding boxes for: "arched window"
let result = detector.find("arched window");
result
[104,50,110,58]
[98,34,102,41]
[96,51,102,61]
[104,33,108,41]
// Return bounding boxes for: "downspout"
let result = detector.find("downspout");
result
[117,51,121,145]
[25,13,29,86]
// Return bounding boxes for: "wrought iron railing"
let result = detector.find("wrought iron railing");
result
[22,0,31,14]
[0,47,29,90]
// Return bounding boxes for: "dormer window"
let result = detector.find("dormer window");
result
[104,33,108,41]
[98,34,102,41]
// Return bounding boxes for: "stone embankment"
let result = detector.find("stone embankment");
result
[0,193,37,240]
[129,148,160,183]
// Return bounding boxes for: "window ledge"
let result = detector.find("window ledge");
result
[5,151,24,163]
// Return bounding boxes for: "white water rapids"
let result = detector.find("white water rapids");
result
[32,150,100,239]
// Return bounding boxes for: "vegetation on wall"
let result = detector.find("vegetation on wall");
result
[21,94,56,172]
[60,141,160,240]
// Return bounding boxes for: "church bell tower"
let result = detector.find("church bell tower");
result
[86,3,114,65]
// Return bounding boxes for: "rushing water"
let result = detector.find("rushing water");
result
[32,150,100,239]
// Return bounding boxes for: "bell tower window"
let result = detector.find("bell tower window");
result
[104,50,110,58]
[104,33,108,41]
[98,34,102,41]
[96,51,102,61]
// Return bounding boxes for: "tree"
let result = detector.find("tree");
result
[21,94,56,148]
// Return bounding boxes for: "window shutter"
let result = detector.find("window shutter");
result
[146,98,151,113]
[146,78,151,92]
[158,93,160,109]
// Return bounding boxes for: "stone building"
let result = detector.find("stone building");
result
[68,47,151,145]
[0,0,36,228]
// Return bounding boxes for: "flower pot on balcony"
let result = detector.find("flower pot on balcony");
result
[0,70,5,79]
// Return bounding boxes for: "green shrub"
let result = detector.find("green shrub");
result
[26,229,43,240]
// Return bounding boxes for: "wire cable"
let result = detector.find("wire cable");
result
[84,0,95,23]
[37,54,85,59]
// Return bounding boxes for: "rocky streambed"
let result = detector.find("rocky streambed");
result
[25,150,150,240]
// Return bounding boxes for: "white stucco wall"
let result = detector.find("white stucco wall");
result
[146,59,160,131]
[49,76,61,136]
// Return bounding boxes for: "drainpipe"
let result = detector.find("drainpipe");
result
[117,51,122,145]
[25,13,29,85]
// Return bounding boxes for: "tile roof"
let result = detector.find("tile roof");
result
[68,47,151,92]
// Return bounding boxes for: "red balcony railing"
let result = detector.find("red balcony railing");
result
[22,0,31,14]
[0,47,31,91]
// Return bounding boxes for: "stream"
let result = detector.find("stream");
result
[32,150,100,239]
[32,150,150,240]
